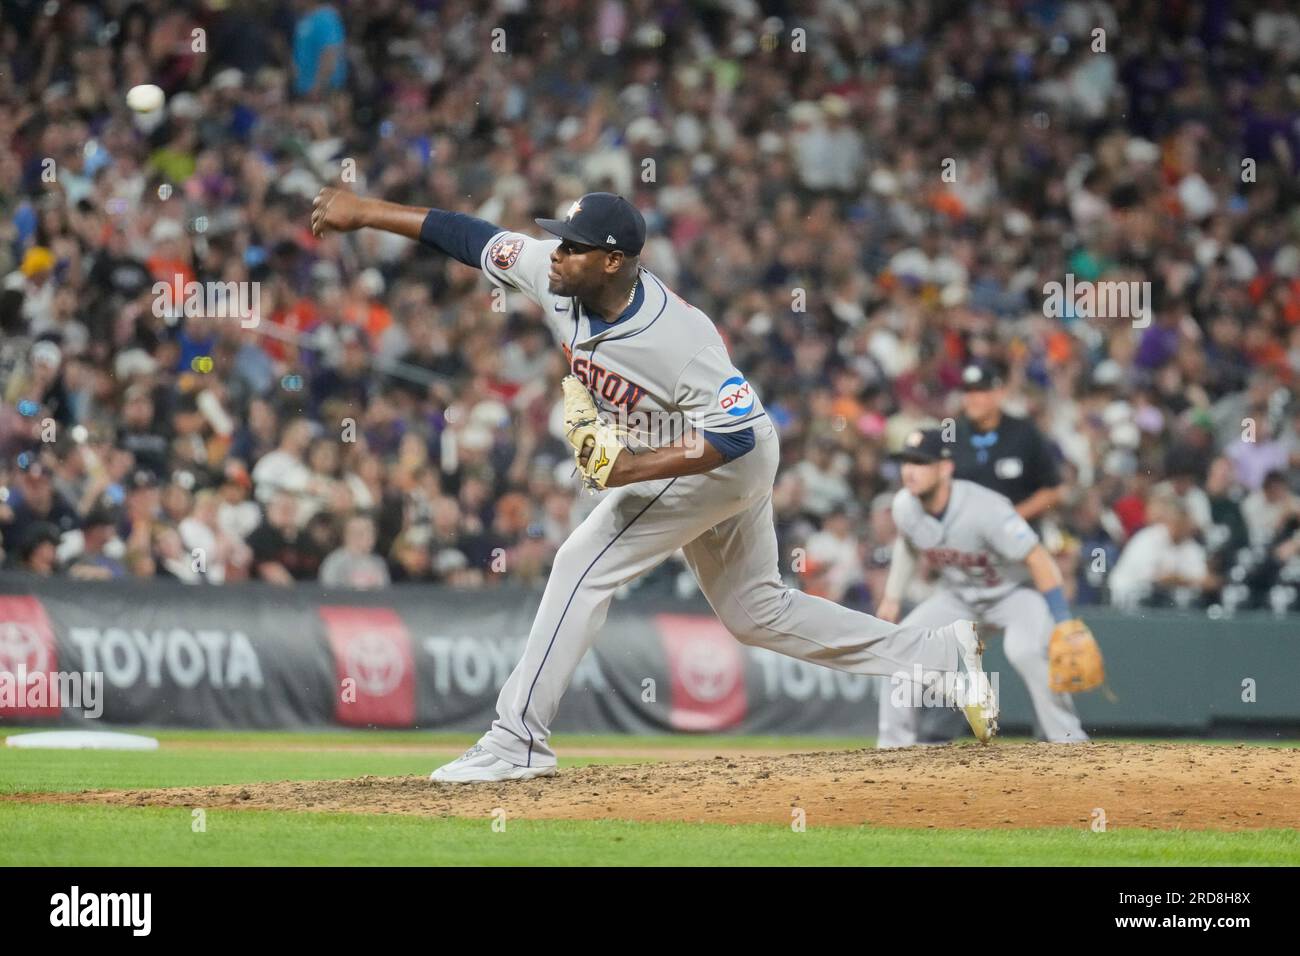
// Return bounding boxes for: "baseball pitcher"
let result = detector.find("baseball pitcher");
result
[311,189,998,781]
[877,428,1099,747]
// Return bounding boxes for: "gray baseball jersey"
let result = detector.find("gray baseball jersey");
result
[891,479,1038,606]
[480,231,765,437]
[455,229,968,770]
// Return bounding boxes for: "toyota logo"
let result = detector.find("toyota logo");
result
[0,622,49,684]
[342,632,405,697]
[678,639,736,703]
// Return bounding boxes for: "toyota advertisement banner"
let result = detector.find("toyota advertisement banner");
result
[0,578,880,735]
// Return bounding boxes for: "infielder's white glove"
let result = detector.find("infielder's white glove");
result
[561,375,626,490]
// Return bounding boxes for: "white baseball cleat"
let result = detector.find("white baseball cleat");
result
[943,619,999,744]
[429,744,558,784]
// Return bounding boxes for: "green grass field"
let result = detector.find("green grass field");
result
[2,728,1296,866]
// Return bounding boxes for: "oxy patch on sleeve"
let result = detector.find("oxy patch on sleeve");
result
[717,375,756,418]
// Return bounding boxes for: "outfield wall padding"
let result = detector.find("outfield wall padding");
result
[0,578,1296,738]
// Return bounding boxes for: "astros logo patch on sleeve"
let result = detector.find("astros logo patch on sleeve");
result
[489,236,525,269]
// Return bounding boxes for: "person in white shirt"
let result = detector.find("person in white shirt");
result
[217,468,261,541]
[1241,470,1298,549]
[319,514,390,590]
[1109,497,1215,608]
[1152,449,1214,535]
[803,505,865,604]
[251,418,315,503]
[792,438,853,518]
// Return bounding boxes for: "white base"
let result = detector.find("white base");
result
[5,730,160,751]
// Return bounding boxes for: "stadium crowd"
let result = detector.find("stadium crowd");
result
[2,0,1300,612]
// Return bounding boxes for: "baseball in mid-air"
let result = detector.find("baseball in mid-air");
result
[125,84,165,113]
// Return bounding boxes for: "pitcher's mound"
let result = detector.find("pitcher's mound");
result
[19,742,1299,830]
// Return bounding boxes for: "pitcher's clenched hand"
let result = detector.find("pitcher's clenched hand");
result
[311,187,367,236]
[311,188,430,241]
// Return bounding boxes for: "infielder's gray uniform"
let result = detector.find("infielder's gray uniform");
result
[878,479,1086,746]
[472,230,966,768]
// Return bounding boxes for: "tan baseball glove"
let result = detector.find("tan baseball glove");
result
[1048,618,1105,693]
[561,375,626,490]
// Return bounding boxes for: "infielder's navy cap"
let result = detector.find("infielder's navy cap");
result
[960,357,1006,391]
[536,193,646,255]
[893,428,953,464]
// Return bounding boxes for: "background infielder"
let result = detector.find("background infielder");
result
[877,429,1087,748]
[905,356,1071,742]
[312,189,997,781]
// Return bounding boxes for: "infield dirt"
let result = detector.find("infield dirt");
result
[10,742,1298,830]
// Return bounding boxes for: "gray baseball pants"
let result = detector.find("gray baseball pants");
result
[478,422,965,767]
[876,588,1087,747]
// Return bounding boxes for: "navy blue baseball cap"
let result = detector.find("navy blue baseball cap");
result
[536,193,646,255]
[892,429,954,464]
